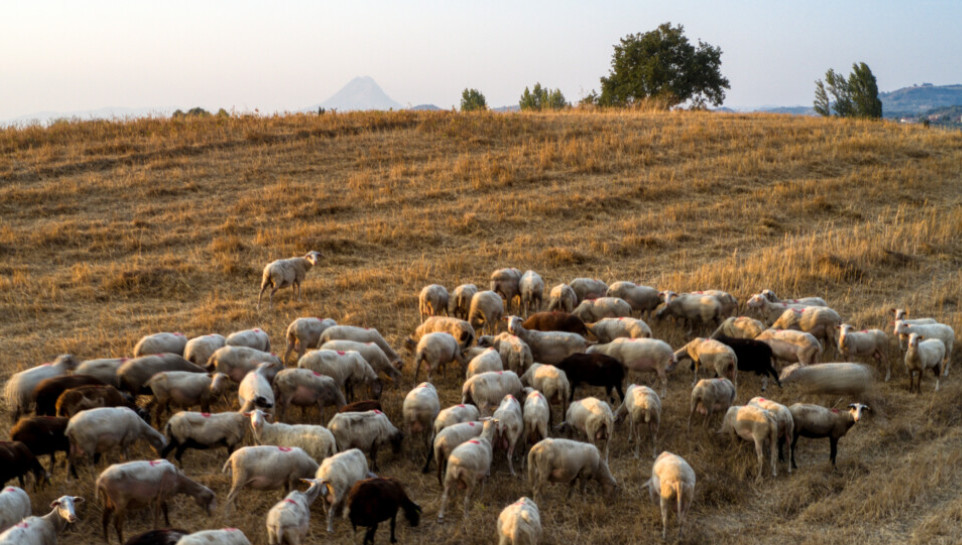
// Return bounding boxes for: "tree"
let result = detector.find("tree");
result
[849,62,882,118]
[519,83,568,111]
[598,22,729,109]
[813,62,881,119]
[460,88,487,112]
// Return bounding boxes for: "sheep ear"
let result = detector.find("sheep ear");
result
[50,500,61,508]
[73,497,84,504]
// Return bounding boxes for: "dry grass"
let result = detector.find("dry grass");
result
[1,109,961,544]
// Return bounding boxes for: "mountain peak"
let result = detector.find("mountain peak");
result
[315,77,402,112]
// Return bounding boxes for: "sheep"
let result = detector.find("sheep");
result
[497,496,542,545]
[614,384,661,459]
[905,333,945,393]
[433,404,482,437]
[490,267,523,313]
[10,416,70,475]
[265,478,324,545]
[546,283,578,313]
[720,405,778,482]
[134,333,189,358]
[65,406,167,477]
[344,477,422,545]
[644,451,695,540]
[779,363,875,398]
[559,397,614,462]
[405,316,476,351]
[183,334,226,367]
[248,409,337,462]
[587,338,676,397]
[0,495,82,545]
[894,321,955,376]
[238,361,282,413]
[461,371,525,417]
[521,390,550,469]
[257,250,323,309]
[770,307,843,356]
[519,364,570,422]
[326,410,403,472]
[425,420,484,482]
[437,418,498,522]
[161,411,248,466]
[521,311,588,336]
[271,368,347,421]
[585,317,651,343]
[606,281,660,316]
[3,354,78,423]
[469,290,506,336]
[888,309,939,347]
[526,438,617,504]
[339,400,383,414]
[118,354,207,395]
[492,394,524,476]
[713,335,781,391]
[402,382,441,463]
[569,278,608,304]
[450,284,479,320]
[674,337,738,386]
[755,328,823,366]
[318,325,402,367]
[0,486,30,533]
[571,297,633,323]
[653,291,722,334]
[687,378,736,430]
[283,317,337,363]
[96,459,216,544]
[746,293,814,323]
[555,352,626,404]
[221,445,319,512]
[146,371,230,425]
[74,357,126,388]
[314,448,376,533]
[760,289,828,307]
[56,385,143,419]
[507,316,589,366]
[122,529,189,545]
[419,284,450,323]
[837,324,891,380]
[788,403,869,469]
[466,348,504,378]
[748,396,794,474]
[477,333,534,374]
[517,270,545,316]
[225,328,271,352]
[297,349,380,402]
[32,374,106,416]
[206,346,283,384]
[710,316,766,340]
[413,332,465,382]
[174,528,252,545]
[319,340,402,385]
[0,441,47,490]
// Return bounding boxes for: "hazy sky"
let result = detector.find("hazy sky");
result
[2,1,961,119]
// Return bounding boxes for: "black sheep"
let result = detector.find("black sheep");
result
[555,353,626,403]
[714,335,782,390]
[346,477,421,545]
[0,440,48,489]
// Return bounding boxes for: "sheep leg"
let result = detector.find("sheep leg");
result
[660,496,670,540]
[389,513,398,543]
[753,438,765,483]
[829,438,839,468]
[364,525,378,545]
[101,506,113,542]
[326,498,337,532]
[790,433,800,469]
[437,483,450,522]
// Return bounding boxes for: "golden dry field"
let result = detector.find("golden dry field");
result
[1,109,962,545]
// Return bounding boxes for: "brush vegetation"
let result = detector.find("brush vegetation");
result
[1,110,961,544]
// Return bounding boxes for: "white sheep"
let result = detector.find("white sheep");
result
[760,289,828,307]
[469,290,506,336]
[225,328,271,352]
[437,418,498,521]
[74,357,127,388]
[497,496,542,545]
[326,410,403,472]
[560,397,614,462]
[905,333,945,393]
[587,337,676,397]
[490,268,523,313]
[788,403,869,469]
[65,406,167,475]
[606,281,660,316]
[258,250,323,309]
[450,284,479,320]
[118,353,207,395]
[521,389,550,469]
[546,283,577,313]
[493,394,524,476]
[837,324,891,380]
[272,368,347,421]
[248,409,337,463]
[585,317,652,343]
[687,378,736,430]
[720,405,778,482]
[3,354,78,422]
[691,289,739,317]
[779,362,875,398]
[653,291,721,334]
[748,396,794,475]
[644,451,695,540]
[134,332,188,357]
[184,334,226,367]
[710,316,766,340]
[478,332,534,374]
[888,308,938,348]
[674,337,738,386]
[461,371,525,417]
[146,371,230,425]
[175,528,252,545]
[0,486,30,533]
[162,410,248,466]
[297,349,379,402]
[318,325,402,367]
[433,404,482,437]
[402,382,441,461]
[425,420,484,483]
[519,270,545,316]
[614,384,661,459]
[465,348,505,378]
[745,293,813,323]
[283,317,337,363]
[314,449,376,533]
[507,316,589,366]
[207,346,283,383]
[0,495,82,545]
[526,438,617,504]
[319,340,402,385]
[519,364,570,420]
[419,284,450,322]
[413,332,465,382]
[755,328,823,366]
[770,307,842,357]
[265,478,325,545]
[406,316,476,350]
[221,445,319,513]
[238,361,282,412]
[571,297,632,323]
[894,321,955,376]
[569,278,608,304]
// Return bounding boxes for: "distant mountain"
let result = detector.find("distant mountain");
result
[3,106,175,126]
[755,105,816,116]
[493,105,521,113]
[312,76,402,112]
[881,83,962,117]
[409,104,442,111]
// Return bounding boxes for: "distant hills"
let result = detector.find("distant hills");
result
[310,76,403,112]
[880,83,962,117]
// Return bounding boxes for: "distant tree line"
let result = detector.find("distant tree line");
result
[172,107,230,118]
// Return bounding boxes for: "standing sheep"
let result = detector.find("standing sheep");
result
[3,354,78,423]
[257,250,323,309]
[507,316,589,366]
[297,349,380,403]
[585,317,652,343]
[461,371,525,417]
[614,384,661,459]
[770,307,843,357]
[314,449,376,533]
[654,292,721,334]
[437,418,498,522]
[788,403,869,469]
[894,321,955,376]
[272,368,347,421]
[491,268,523,313]
[587,338,676,397]
[719,405,779,482]
[402,383,441,464]
[413,332,465,382]
[710,316,766,340]
[319,325,402,367]
[183,334,226,367]
[688,378,736,430]
[161,411,248,466]
[606,281,660,316]
[0,495,83,545]
[206,346,283,384]
[837,324,890,381]
[497,497,542,545]
[675,337,738,386]
[571,297,633,323]
[519,364,570,423]
[748,396,794,474]
[344,477,422,545]
[118,354,207,395]
[569,278,608,304]
[469,290,506,336]
[65,406,167,477]
[265,478,325,545]
[0,486,30,533]
[406,316,476,351]
[450,284,479,320]
[559,397,614,462]
[319,340,402,385]
[134,333,188,358]
[326,410,403,472]
[526,438,617,504]
[221,446,319,513]
[146,371,230,425]
[175,528,251,545]
[546,283,577,313]
[905,333,945,393]
[237,362,282,413]
[419,284,450,322]
[248,409,338,463]
[225,328,271,352]
[645,451,695,540]
[283,317,337,363]
[521,390,550,469]
[755,328,823,366]
[493,394,525,476]
[519,270,545,316]
[425,420,484,483]
[760,289,828,307]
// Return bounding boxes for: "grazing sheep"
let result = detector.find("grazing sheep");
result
[425,420,484,482]
[0,495,82,545]
[257,250,323,309]
[526,438,617,504]
[653,291,722,334]
[490,268,524,313]
[419,284,450,323]
[10,416,70,475]
[571,297,633,323]
[493,394,525,476]
[644,451,695,540]
[585,317,652,343]
[297,349,380,402]
[559,397,614,462]
[183,334,226,367]
[587,338,676,397]
[687,378,736,430]
[720,404,778,482]
[519,270,545,316]
[3,354,78,423]
[65,406,167,477]
[226,328,271,352]
[56,385,142,419]
[320,340,402,385]
[674,337,738,386]
[272,368,347,421]
[461,371,525,417]
[206,346,283,384]
[748,397,794,474]
[714,335,781,391]
[326,410,403,472]
[477,333,534,374]
[788,403,869,469]
[318,325,402,368]
[519,364,570,422]
[437,418,498,522]
[497,496,542,545]
[221,446,319,512]
[161,411,248,466]
[433,404,482,437]
[33,374,106,416]
[118,354,207,395]
[96,459,216,544]
[521,311,588,336]
[134,333,189,358]
[779,363,875,398]
[521,390,550,469]
[450,284,479,320]
[614,384,661,459]
[569,278,608,304]
[238,362,282,413]
[760,289,828,307]
[74,357,127,388]
[146,372,230,425]
[905,333,945,393]
[606,281,660,316]
[402,383,441,463]
[710,316,766,340]
[469,290,506,336]
[837,324,890,381]
[466,348,505,378]
[546,283,578,313]
[265,478,324,545]
[122,528,189,545]
[555,352,626,404]
[344,477,422,545]
[406,316,476,351]
[746,294,814,323]
[0,441,47,490]
[507,316,589,366]
[755,328,823,366]
[691,289,739,317]
[315,449,376,533]
[283,317,337,363]
[248,409,337,462]
[0,486,30,533]
[413,332,465,382]
[770,307,842,357]
[174,528,251,545]
[894,321,955,376]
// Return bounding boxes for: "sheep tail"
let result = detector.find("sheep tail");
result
[221,458,232,475]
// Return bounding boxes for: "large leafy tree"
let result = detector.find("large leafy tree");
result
[460,88,487,112]
[519,83,568,111]
[599,22,729,108]
[814,62,881,119]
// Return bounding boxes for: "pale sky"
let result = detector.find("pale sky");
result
[2,1,960,119]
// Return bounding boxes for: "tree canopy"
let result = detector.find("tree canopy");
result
[460,88,487,112]
[519,83,568,111]
[814,62,882,119]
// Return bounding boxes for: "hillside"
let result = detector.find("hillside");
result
[882,83,962,117]
[1,111,962,545]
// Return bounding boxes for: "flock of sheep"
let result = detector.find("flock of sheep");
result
[0,252,958,545]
